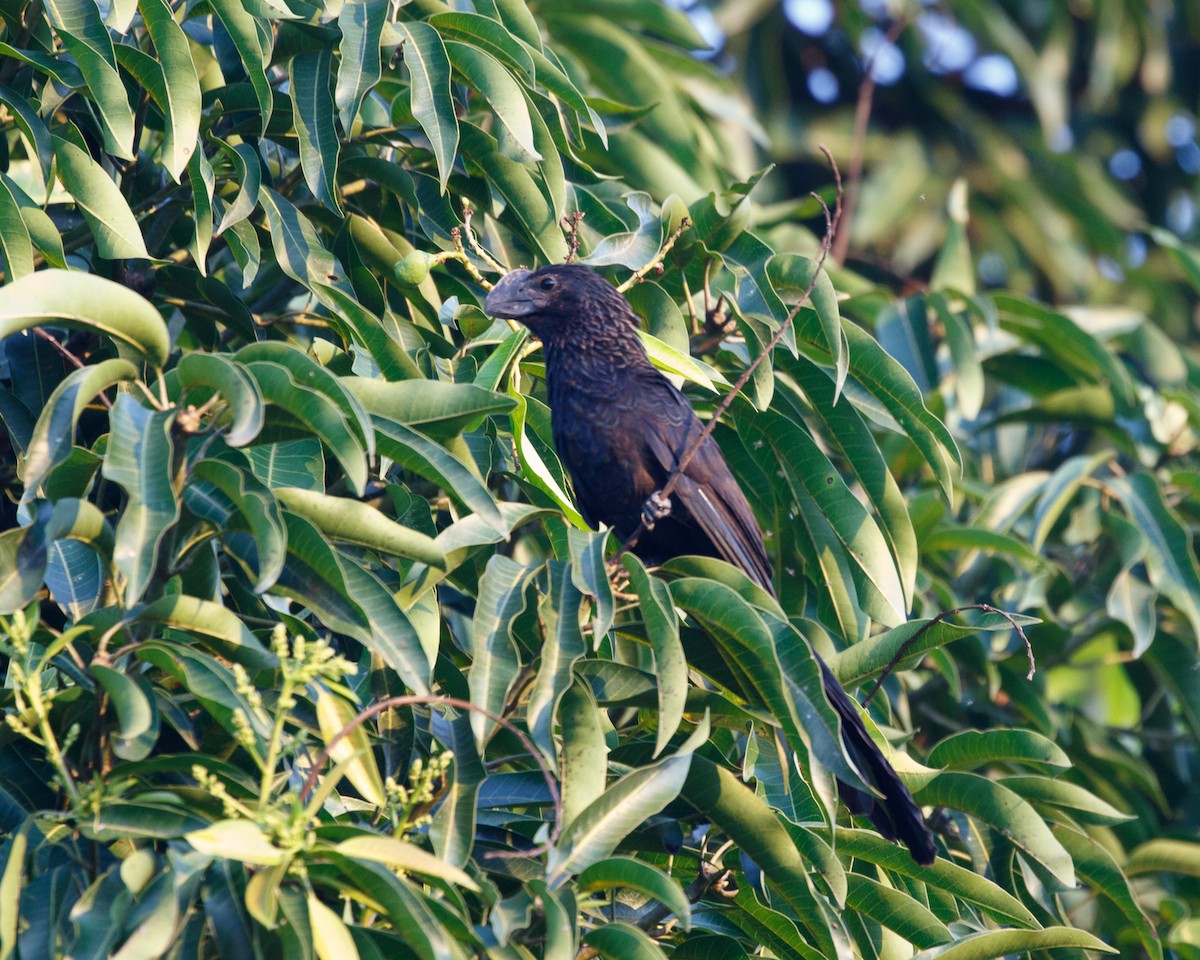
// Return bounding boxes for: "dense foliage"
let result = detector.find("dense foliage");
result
[0,0,1198,957]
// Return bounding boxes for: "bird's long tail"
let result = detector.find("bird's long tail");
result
[818,660,937,865]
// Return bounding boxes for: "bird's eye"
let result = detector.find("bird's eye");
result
[539,276,557,290]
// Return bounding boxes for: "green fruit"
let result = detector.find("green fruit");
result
[393,250,435,285]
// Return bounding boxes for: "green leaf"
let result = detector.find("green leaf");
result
[42,0,135,157]
[0,85,54,201]
[446,41,539,162]
[1112,473,1200,643]
[186,820,284,865]
[135,594,274,667]
[246,438,325,490]
[559,679,607,829]
[429,12,535,78]
[186,457,287,591]
[909,927,1116,960]
[395,20,458,192]
[210,0,273,132]
[276,487,444,568]
[333,835,479,891]
[0,825,27,959]
[19,358,138,507]
[927,728,1071,770]
[469,556,537,747]
[291,48,341,213]
[372,419,505,534]
[91,664,154,739]
[823,828,1038,928]
[138,0,202,179]
[187,146,215,273]
[831,609,1040,689]
[1127,839,1200,877]
[547,716,707,886]
[214,139,263,234]
[1030,451,1116,550]
[578,857,691,930]
[175,352,265,447]
[844,873,952,948]
[581,922,667,960]
[526,560,586,759]
[315,688,385,807]
[913,771,1075,887]
[508,384,586,527]
[52,138,148,259]
[102,396,181,604]
[346,378,515,437]
[0,175,34,282]
[622,555,687,758]
[999,774,1135,824]
[336,0,387,130]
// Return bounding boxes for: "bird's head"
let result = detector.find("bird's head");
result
[484,264,637,342]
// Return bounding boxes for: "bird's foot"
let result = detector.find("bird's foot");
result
[641,491,672,530]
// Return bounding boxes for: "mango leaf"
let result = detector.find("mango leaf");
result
[468,556,537,748]
[42,0,135,156]
[622,555,687,757]
[526,560,587,759]
[335,0,387,130]
[578,857,690,930]
[210,0,273,131]
[315,688,385,807]
[138,0,202,179]
[291,48,341,213]
[0,271,168,366]
[547,716,708,886]
[910,928,1116,960]
[102,396,181,605]
[395,21,458,192]
[446,41,539,162]
[927,728,1070,770]
[52,138,148,259]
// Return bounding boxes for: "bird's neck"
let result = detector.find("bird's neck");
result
[543,325,654,403]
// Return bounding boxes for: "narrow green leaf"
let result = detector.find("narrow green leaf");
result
[395,21,458,192]
[139,0,202,179]
[623,555,687,758]
[547,717,707,886]
[210,0,273,132]
[275,487,445,568]
[578,857,691,930]
[175,352,265,447]
[927,728,1071,770]
[291,48,341,213]
[446,41,539,161]
[333,835,479,891]
[999,774,1135,824]
[581,923,667,960]
[910,927,1116,960]
[335,0,387,130]
[1127,839,1200,877]
[135,594,274,667]
[1112,473,1200,643]
[42,0,135,157]
[527,561,586,759]
[19,358,138,506]
[346,378,515,437]
[0,176,34,281]
[469,556,537,747]
[845,874,952,948]
[102,396,181,604]
[0,85,54,200]
[186,820,284,865]
[53,138,148,259]
[315,688,385,807]
[0,271,168,366]
[187,146,215,273]
[91,664,154,739]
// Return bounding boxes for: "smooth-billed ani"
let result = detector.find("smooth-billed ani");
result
[485,263,937,866]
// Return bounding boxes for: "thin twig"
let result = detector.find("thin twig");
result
[33,328,113,409]
[460,201,507,276]
[832,17,907,266]
[562,211,584,264]
[297,694,563,858]
[612,148,842,565]
[861,602,1035,706]
[616,218,692,293]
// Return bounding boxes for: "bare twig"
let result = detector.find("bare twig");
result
[460,201,507,276]
[297,694,563,859]
[33,328,114,409]
[612,149,843,566]
[832,18,907,266]
[616,217,692,293]
[861,602,1035,706]
[562,211,584,263]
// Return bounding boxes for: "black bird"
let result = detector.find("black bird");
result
[485,264,937,866]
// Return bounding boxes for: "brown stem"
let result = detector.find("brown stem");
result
[831,18,907,266]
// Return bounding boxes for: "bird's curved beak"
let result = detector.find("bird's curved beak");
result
[484,269,536,318]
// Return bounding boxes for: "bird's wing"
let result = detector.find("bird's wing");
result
[642,382,775,592]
